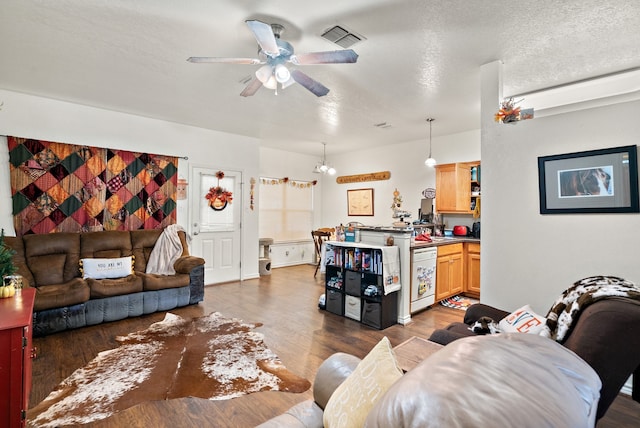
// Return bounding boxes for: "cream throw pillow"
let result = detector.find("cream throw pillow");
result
[80,256,134,279]
[498,304,546,334]
[323,336,403,428]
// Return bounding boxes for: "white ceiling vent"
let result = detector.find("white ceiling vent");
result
[321,25,365,48]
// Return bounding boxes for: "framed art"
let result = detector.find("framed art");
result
[538,145,639,214]
[347,188,374,216]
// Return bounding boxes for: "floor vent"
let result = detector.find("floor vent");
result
[321,25,365,48]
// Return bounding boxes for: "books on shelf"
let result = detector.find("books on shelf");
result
[326,245,382,274]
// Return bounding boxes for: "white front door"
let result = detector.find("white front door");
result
[190,167,242,284]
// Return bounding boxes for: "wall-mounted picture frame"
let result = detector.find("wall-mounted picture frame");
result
[347,188,374,216]
[538,145,639,214]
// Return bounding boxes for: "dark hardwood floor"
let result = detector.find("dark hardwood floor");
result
[29,264,639,427]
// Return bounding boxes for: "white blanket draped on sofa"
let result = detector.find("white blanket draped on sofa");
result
[146,224,187,275]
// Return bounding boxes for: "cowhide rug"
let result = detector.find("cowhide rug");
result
[28,312,311,427]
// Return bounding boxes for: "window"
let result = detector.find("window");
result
[259,178,314,242]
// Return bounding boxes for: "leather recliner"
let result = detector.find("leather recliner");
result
[429,298,640,420]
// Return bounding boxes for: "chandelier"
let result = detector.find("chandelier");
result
[313,142,336,175]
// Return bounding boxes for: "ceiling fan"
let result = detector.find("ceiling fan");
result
[187,20,358,97]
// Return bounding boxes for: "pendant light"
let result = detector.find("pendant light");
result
[313,142,336,175]
[424,117,437,167]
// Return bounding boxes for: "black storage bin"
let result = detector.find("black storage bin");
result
[326,289,344,316]
[361,292,398,330]
[345,270,361,295]
[361,301,382,329]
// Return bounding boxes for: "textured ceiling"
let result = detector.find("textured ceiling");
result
[1,0,639,157]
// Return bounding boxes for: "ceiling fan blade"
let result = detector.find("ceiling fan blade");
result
[187,57,261,64]
[245,20,279,56]
[240,78,263,97]
[290,70,329,97]
[291,49,358,65]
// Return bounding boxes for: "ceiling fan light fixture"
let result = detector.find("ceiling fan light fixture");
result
[255,64,272,83]
[327,167,336,175]
[263,75,277,90]
[274,64,291,83]
[281,76,295,89]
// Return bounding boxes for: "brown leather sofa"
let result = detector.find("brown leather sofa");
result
[257,333,602,427]
[429,299,640,420]
[6,229,205,336]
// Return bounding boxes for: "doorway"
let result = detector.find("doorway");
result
[190,167,242,284]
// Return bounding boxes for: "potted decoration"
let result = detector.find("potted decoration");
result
[0,229,18,298]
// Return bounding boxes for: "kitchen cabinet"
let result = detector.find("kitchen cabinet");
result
[0,288,35,428]
[435,161,480,214]
[465,242,481,298]
[435,243,464,301]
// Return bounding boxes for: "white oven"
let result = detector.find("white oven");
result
[411,247,437,313]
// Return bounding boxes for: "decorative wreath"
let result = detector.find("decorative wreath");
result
[205,171,233,211]
[494,97,521,123]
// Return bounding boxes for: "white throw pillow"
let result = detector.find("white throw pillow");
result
[498,304,546,334]
[80,256,134,279]
[323,336,403,428]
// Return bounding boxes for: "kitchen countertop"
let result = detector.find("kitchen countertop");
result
[411,236,480,249]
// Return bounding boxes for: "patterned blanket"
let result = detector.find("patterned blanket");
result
[540,275,640,342]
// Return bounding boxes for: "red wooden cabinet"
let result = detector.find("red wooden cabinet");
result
[0,288,35,428]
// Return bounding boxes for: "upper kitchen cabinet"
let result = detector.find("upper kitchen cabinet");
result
[435,161,480,214]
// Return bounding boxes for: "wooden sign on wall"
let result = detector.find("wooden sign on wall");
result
[336,171,391,184]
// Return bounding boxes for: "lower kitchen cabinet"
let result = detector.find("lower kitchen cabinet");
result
[435,243,464,302]
[465,242,481,298]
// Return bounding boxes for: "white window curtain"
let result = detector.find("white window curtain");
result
[259,178,314,242]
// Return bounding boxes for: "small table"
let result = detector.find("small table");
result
[393,336,444,372]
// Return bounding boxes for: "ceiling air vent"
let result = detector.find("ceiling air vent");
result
[321,25,365,48]
[374,122,392,129]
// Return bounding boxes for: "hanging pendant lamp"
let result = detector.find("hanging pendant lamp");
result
[313,142,336,175]
[424,118,437,167]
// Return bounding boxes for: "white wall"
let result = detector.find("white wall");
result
[321,130,481,230]
[0,89,261,279]
[482,98,640,313]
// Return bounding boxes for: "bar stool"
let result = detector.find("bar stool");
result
[311,229,333,277]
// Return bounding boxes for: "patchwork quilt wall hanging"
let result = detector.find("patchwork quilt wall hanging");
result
[7,136,178,236]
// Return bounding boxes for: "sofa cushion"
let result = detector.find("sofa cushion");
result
[365,333,601,428]
[323,337,403,428]
[24,232,80,285]
[31,254,67,285]
[498,304,546,334]
[87,274,144,298]
[80,256,134,279]
[80,231,132,259]
[33,278,90,311]
[130,229,163,272]
[136,272,190,291]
